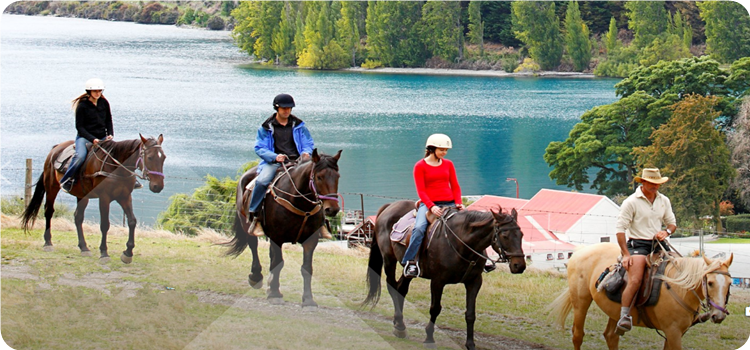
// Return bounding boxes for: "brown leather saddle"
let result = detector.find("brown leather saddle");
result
[596,251,676,309]
[240,163,296,219]
[53,143,91,173]
[390,202,453,248]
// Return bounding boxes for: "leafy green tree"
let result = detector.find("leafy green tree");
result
[231,2,281,60]
[421,1,463,62]
[365,1,426,67]
[638,33,691,67]
[727,96,750,210]
[467,1,484,57]
[272,2,296,65]
[564,1,591,72]
[293,6,306,61]
[697,1,750,63]
[481,1,521,47]
[634,95,735,230]
[604,16,619,54]
[511,1,563,70]
[625,1,667,49]
[337,1,367,67]
[298,1,348,69]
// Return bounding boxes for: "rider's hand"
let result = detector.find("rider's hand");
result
[300,153,310,160]
[275,154,287,163]
[430,205,444,217]
[455,203,464,210]
[621,254,632,269]
[93,138,100,145]
[105,135,113,141]
[654,230,669,241]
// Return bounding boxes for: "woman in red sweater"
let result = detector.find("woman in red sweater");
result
[402,133,463,278]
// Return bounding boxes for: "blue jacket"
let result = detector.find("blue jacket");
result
[254,114,314,172]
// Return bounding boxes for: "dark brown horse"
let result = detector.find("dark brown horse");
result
[21,134,166,263]
[363,200,526,350]
[225,149,342,307]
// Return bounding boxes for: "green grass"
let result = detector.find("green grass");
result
[2,221,749,350]
[709,238,750,244]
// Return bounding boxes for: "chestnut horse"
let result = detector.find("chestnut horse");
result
[363,200,526,350]
[549,243,733,350]
[21,135,165,263]
[225,149,341,307]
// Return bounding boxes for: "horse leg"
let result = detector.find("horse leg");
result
[386,272,412,338]
[267,241,284,303]
[97,198,112,263]
[424,280,446,349]
[300,235,319,308]
[570,286,593,350]
[74,197,91,256]
[662,327,683,350]
[462,276,482,350]
[603,317,620,350]
[42,189,60,252]
[116,196,136,264]
[247,235,263,289]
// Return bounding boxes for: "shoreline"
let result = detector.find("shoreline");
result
[343,67,598,79]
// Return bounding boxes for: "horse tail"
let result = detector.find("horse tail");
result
[21,173,46,233]
[363,232,383,308]
[547,287,572,330]
[223,213,248,257]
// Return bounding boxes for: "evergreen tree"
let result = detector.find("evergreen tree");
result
[338,1,366,67]
[366,1,426,67]
[421,1,463,63]
[253,2,283,61]
[467,1,484,57]
[697,1,750,63]
[625,1,667,49]
[564,1,591,72]
[604,16,619,53]
[293,6,306,61]
[512,1,563,70]
[481,1,521,47]
[272,2,296,65]
[298,2,348,69]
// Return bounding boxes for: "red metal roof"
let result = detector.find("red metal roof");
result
[522,189,604,234]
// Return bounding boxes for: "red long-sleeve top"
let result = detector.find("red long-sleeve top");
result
[413,159,462,209]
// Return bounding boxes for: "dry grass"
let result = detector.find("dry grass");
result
[2,214,749,350]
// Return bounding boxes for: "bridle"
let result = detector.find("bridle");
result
[664,265,732,326]
[89,139,163,182]
[270,160,340,243]
[135,142,165,181]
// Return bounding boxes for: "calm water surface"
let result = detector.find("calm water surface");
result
[1,15,620,225]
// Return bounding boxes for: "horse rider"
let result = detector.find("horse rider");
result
[402,133,464,278]
[615,167,677,334]
[60,78,140,192]
[247,93,331,239]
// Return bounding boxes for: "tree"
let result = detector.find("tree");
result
[467,1,484,57]
[727,96,750,210]
[271,2,295,65]
[511,1,563,70]
[421,1,462,63]
[625,1,667,49]
[481,1,521,47]
[298,2,348,69]
[634,95,735,230]
[337,1,366,67]
[365,1,426,67]
[231,2,281,60]
[564,1,591,72]
[604,16,619,53]
[697,1,750,63]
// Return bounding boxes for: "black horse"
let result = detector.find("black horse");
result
[225,149,341,307]
[21,135,166,264]
[363,200,526,350]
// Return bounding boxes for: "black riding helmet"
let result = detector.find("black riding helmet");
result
[273,93,295,110]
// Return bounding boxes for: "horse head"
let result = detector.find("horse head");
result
[702,253,733,324]
[490,207,526,274]
[139,134,165,193]
[310,149,342,217]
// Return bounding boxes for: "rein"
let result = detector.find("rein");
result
[87,141,163,181]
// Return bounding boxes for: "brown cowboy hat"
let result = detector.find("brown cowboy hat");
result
[634,168,669,184]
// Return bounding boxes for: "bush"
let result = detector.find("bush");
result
[1,196,72,218]
[136,2,163,24]
[726,214,750,234]
[206,16,225,30]
[361,60,383,69]
[514,58,540,73]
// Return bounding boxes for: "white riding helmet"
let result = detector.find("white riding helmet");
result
[425,133,452,149]
[85,78,105,91]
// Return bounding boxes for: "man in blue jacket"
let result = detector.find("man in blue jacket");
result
[247,93,317,236]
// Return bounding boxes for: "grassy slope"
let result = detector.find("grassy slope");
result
[1,219,748,350]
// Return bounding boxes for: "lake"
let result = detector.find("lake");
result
[0,15,620,225]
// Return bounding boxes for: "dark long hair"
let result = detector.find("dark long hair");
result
[71,91,107,110]
[424,145,436,158]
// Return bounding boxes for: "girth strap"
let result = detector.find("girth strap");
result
[270,185,322,243]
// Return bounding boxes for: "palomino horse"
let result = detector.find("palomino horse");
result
[21,135,165,263]
[549,243,733,350]
[363,200,526,350]
[225,149,341,307]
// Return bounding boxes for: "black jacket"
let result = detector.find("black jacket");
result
[76,97,113,142]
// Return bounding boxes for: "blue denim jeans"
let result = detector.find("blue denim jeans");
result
[248,163,281,213]
[402,201,456,265]
[60,136,90,184]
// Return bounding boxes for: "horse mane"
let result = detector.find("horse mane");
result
[101,138,142,159]
[460,210,495,228]
[312,153,339,172]
[658,257,722,290]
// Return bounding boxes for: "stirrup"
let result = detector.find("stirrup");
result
[60,179,74,193]
[616,315,632,335]
[249,217,265,237]
[403,262,419,278]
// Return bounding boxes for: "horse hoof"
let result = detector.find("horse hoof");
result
[423,342,437,349]
[43,245,54,252]
[248,277,263,289]
[81,251,92,257]
[120,254,132,264]
[99,257,111,264]
[301,300,318,309]
[267,298,284,305]
[393,329,407,339]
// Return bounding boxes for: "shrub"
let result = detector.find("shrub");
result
[206,16,225,30]
[514,58,540,73]
[136,2,163,24]
[1,196,72,218]
[726,214,750,233]
[361,59,383,69]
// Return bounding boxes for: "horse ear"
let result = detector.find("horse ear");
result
[703,254,712,266]
[723,253,733,267]
[511,208,518,220]
[158,134,164,145]
[333,149,342,161]
[139,133,147,144]
[312,148,320,162]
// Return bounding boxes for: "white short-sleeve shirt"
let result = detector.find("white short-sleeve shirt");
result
[615,186,677,240]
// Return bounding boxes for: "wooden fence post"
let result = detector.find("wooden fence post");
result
[25,159,32,207]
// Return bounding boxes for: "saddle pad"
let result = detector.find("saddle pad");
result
[601,260,668,307]
[391,209,416,243]
[53,144,77,172]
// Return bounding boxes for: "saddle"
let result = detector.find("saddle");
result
[53,143,92,173]
[390,203,451,248]
[241,165,290,217]
[596,251,672,308]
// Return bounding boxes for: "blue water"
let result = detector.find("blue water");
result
[0,15,620,225]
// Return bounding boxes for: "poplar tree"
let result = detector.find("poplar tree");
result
[564,1,591,72]
[625,1,667,49]
[604,16,619,53]
[271,2,296,65]
[697,1,750,63]
[421,1,462,63]
[338,1,366,67]
[366,1,425,67]
[467,1,484,57]
[511,1,563,70]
